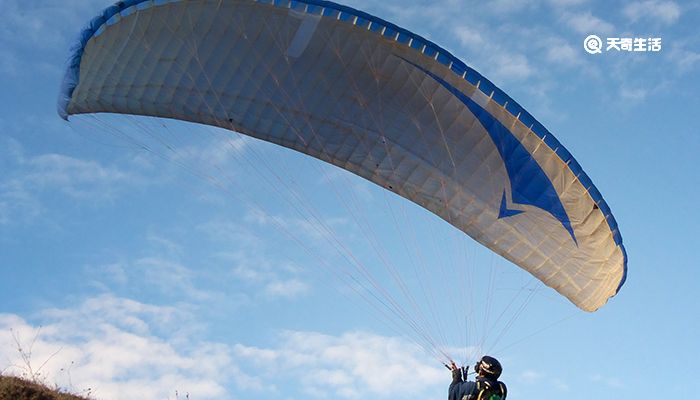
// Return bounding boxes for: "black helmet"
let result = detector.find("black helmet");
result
[475,355,502,379]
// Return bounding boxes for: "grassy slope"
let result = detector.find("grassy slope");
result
[0,375,90,400]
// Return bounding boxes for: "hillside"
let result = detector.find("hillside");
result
[0,375,90,400]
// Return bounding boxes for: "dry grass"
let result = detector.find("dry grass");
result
[0,375,90,400]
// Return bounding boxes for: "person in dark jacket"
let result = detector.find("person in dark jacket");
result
[449,356,507,400]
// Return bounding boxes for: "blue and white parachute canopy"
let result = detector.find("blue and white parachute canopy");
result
[58,0,626,311]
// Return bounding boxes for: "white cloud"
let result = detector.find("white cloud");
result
[0,295,233,400]
[0,137,137,222]
[492,52,534,81]
[233,330,444,399]
[0,0,107,47]
[591,373,625,388]
[0,298,454,400]
[245,208,352,247]
[450,23,536,85]
[132,257,217,302]
[519,369,545,382]
[563,11,614,34]
[89,253,229,305]
[22,154,131,199]
[380,1,454,28]
[518,369,570,391]
[316,167,375,203]
[547,0,589,6]
[226,250,310,300]
[232,261,274,283]
[0,179,43,226]
[619,86,648,102]
[0,137,137,225]
[197,220,264,250]
[87,219,307,306]
[0,0,107,78]
[668,46,700,73]
[545,41,581,67]
[553,378,570,391]
[98,263,129,286]
[84,229,233,304]
[623,0,681,24]
[454,26,485,48]
[145,233,184,257]
[197,219,312,300]
[0,52,20,76]
[264,278,309,298]
[171,132,249,170]
[487,0,538,14]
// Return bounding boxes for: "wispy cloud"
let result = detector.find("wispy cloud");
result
[563,11,614,34]
[132,257,218,302]
[619,86,648,102]
[0,0,107,47]
[316,167,375,203]
[554,378,570,391]
[89,251,231,305]
[171,132,249,170]
[0,0,106,77]
[547,0,589,6]
[378,1,455,29]
[623,0,681,25]
[0,179,42,226]
[668,45,700,73]
[453,26,486,49]
[449,20,538,85]
[196,219,312,300]
[0,52,20,76]
[0,136,136,225]
[85,216,310,309]
[486,0,539,14]
[264,279,309,298]
[145,233,185,258]
[591,373,625,388]
[544,38,583,67]
[492,52,535,81]
[196,220,265,250]
[225,250,310,300]
[518,369,570,391]
[83,225,234,304]
[245,208,352,246]
[21,154,131,199]
[519,369,545,382]
[1,137,133,198]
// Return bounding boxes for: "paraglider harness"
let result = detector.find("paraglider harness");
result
[468,377,507,400]
[449,363,507,400]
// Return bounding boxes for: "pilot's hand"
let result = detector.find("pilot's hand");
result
[449,361,463,382]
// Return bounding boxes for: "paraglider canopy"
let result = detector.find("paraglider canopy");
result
[58,0,626,312]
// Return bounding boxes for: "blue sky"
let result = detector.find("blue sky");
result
[1,0,699,399]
